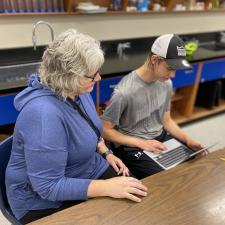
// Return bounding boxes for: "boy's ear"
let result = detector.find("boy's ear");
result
[150,54,157,64]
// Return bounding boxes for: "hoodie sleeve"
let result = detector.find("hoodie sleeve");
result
[21,102,92,202]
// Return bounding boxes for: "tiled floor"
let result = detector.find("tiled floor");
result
[1,113,225,224]
[181,112,225,152]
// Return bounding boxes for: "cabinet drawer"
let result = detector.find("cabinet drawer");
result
[0,94,19,125]
[99,76,122,104]
[171,64,198,88]
[201,59,225,82]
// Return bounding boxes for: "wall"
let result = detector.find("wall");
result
[1,11,225,49]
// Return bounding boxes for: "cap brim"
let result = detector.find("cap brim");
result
[165,58,192,70]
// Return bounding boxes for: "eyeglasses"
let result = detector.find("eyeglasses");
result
[84,71,99,82]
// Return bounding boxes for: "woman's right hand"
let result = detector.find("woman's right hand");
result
[88,177,148,202]
[103,176,148,202]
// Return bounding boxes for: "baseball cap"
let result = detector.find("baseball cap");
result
[151,34,192,70]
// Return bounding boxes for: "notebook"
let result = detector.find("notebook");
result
[144,138,218,170]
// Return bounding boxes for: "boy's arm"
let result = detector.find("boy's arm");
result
[163,111,204,150]
[101,119,166,153]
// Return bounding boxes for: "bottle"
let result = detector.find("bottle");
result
[3,0,11,13]
[39,0,47,12]
[17,0,26,13]
[126,0,137,11]
[32,0,39,12]
[9,0,18,13]
[58,0,64,12]
[136,0,149,11]
[212,0,220,8]
[112,0,122,10]
[46,0,53,12]
[53,0,59,12]
[0,0,4,13]
[25,0,33,12]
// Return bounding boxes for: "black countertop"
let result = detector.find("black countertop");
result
[190,47,225,62]
[101,52,146,75]
[101,47,225,75]
[1,30,225,91]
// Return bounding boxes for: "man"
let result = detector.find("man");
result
[101,34,204,179]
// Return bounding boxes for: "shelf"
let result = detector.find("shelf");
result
[171,93,183,102]
[0,134,9,142]
[172,99,225,124]
[1,9,225,17]
[0,12,68,17]
[191,99,225,120]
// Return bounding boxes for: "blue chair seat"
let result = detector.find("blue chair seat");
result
[0,136,22,225]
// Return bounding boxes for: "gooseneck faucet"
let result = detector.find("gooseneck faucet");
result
[117,42,131,59]
[32,21,54,51]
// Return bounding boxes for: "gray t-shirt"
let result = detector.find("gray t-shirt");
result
[101,71,173,140]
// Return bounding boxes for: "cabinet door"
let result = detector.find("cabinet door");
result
[0,94,19,125]
[99,76,122,104]
[171,64,198,88]
[201,59,225,82]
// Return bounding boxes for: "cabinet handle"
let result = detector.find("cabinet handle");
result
[184,69,193,74]
[109,84,117,89]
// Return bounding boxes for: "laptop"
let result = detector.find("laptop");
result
[144,138,218,170]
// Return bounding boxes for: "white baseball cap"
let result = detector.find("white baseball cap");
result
[151,34,191,70]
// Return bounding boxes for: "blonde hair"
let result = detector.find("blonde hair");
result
[39,29,104,99]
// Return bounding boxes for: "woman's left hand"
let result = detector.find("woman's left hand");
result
[106,154,129,176]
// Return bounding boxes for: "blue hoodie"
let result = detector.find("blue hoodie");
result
[5,75,108,219]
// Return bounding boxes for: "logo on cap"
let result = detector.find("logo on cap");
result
[177,46,186,57]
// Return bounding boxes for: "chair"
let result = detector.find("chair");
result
[0,136,22,225]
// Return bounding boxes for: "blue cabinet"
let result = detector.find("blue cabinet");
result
[171,64,198,88]
[99,76,122,104]
[0,88,97,126]
[0,94,19,125]
[201,59,225,82]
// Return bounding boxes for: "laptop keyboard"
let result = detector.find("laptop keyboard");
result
[155,146,194,168]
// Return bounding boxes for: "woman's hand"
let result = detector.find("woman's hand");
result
[88,177,148,203]
[106,154,129,176]
[97,137,129,176]
[104,176,148,202]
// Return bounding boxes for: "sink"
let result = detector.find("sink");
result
[0,46,45,66]
[200,42,225,51]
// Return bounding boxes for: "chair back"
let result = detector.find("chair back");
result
[0,136,22,225]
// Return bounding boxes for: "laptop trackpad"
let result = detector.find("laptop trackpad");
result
[163,139,183,151]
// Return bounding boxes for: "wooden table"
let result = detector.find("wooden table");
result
[29,149,225,225]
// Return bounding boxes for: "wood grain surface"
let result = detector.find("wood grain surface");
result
[29,149,225,225]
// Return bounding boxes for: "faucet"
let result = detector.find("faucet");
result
[219,32,225,43]
[117,42,131,59]
[32,21,54,51]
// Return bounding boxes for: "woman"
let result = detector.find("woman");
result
[5,29,147,224]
